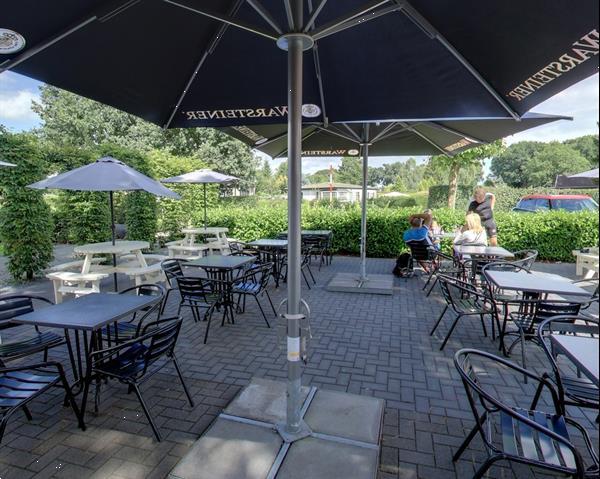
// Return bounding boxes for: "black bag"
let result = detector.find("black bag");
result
[393,253,412,277]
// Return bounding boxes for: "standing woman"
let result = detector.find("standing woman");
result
[467,187,498,246]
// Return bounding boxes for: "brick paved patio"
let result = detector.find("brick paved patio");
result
[0,255,597,479]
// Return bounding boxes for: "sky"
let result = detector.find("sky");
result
[1,71,598,175]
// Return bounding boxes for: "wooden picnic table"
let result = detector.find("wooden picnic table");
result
[74,240,150,273]
[181,227,229,244]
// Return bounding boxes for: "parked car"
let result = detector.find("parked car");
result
[513,194,599,213]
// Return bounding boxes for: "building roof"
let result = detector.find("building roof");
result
[302,182,377,190]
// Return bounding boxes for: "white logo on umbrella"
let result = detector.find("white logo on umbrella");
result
[347,149,360,156]
[302,104,321,118]
[0,29,26,54]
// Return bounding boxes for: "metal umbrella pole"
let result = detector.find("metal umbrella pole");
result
[359,125,370,283]
[109,191,118,291]
[203,183,208,228]
[276,0,313,440]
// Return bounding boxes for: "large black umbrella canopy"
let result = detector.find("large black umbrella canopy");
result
[223,113,570,281]
[29,156,180,289]
[3,0,597,438]
[1,1,597,126]
[223,113,572,158]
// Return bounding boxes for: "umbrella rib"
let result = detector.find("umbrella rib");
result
[283,0,296,30]
[0,0,140,74]
[272,128,321,158]
[394,0,521,121]
[312,44,329,125]
[339,123,362,142]
[312,1,399,41]
[318,125,361,144]
[163,0,245,129]
[246,0,283,34]
[163,0,278,41]
[303,0,329,32]
[424,121,485,144]
[370,122,401,143]
[399,122,451,157]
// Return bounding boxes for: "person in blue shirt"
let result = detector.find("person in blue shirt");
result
[403,212,437,248]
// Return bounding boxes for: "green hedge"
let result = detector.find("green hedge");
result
[428,184,600,212]
[197,205,597,262]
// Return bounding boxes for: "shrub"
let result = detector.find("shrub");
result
[370,196,417,208]
[0,133,54,280]
[428,184,600,211]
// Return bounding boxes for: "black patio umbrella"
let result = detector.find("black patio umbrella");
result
[3,0,597,437]
[223,113,571,283]
[28,157,180,289]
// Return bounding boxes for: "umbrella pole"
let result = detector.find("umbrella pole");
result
[109,191,118,291]
[281,8,307,438]
[203,183,208,229]
[359,130,370,283]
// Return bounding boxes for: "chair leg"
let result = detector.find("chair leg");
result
[161,288,172,315]
[453,418,483,462]
[0,417,8,445]
[172,354,194,407]
[302,270,311,289]
[530,380,545,411]
[520,327,527,383]
[254,296,270,328]
[265,290,277,316]
[131,383,162,442]
[426,277,438,297]
[430,305,448,335]
[58,368,86,431]
[21,405,33,421]
[473,456,503,479]
[440,314,463,351]
[204,313,213,344]
[479,314,488,337]
[423,271,435,291]
[307,265,316,284]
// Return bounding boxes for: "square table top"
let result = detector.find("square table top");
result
[454,245,513,258]
[12,293,158,331]
[485,270,590,296]
[281,230,332,237]
[187,254,255,270]
[247,239,288,248]
[551,335,599,386]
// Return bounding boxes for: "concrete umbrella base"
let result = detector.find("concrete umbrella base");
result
[326,273,395,295]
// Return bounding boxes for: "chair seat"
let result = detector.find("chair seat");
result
[232,282,260,295]
[0,371,58,409]
[510,313,537,333]
[0,331,64,359]
[456,298,489,314]
[501,407,576,470]
[102,322,139,342]
[94,343,151,378]
[562,377,599,404]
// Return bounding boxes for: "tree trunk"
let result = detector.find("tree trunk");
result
[447,162,461,209]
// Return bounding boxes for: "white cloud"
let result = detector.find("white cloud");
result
[0,89,40,121]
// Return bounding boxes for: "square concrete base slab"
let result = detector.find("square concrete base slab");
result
[170,378,383,479]
[169,419,282,479]
[276,436,379,479]
[304,389,384,444]
[326,273,394,295]
[224,377,310,424]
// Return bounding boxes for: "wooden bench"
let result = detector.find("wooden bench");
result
[46,271,109,304]
[48,257,103,272]
[573,248,599,279]
[119,263,166,286]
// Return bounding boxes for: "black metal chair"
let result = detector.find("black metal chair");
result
[0,361,85,444]
[0,295,64,366]
[101,284,165,344]
[281,246,316,289]
[533,316,599,419]
[161,258,188,315]
[423,251,465,296]
[453,348,599,479]
[430,275,494,350]
[511,249,539,271]
[405,239,436,276]
[91,317,193,441]
[176,276,225,344]
[232,262,276,327]
[302,235,329,270]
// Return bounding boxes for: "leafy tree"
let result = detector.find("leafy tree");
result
[430,140,503,209]
[522,142,591,187]
[305,168,333,185]
[256,159,275,195]
[490,141,548,187]
[564,134,598,165]
[336,157,363,184]
[0,132,54,280]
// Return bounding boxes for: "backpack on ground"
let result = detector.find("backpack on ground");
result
[393,253,412,277]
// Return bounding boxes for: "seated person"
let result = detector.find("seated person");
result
[423,209,443,246]
[403,213,434,247]
[453,213,488,246]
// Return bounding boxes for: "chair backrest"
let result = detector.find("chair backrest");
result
[161,259,185,284]
[511,250,538,271]
[176,276,216,302]
[406,239,434,262]
[0,295,52,331]
[535,301,582,322]
[141,317,183,373]
[437,275,477,311]
[245,262,273,291]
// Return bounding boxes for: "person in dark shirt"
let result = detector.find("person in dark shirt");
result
[467,186,498,246]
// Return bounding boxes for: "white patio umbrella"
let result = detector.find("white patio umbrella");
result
[29,156,180,289]
[0,160,16,167]
[161,169,238,228]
